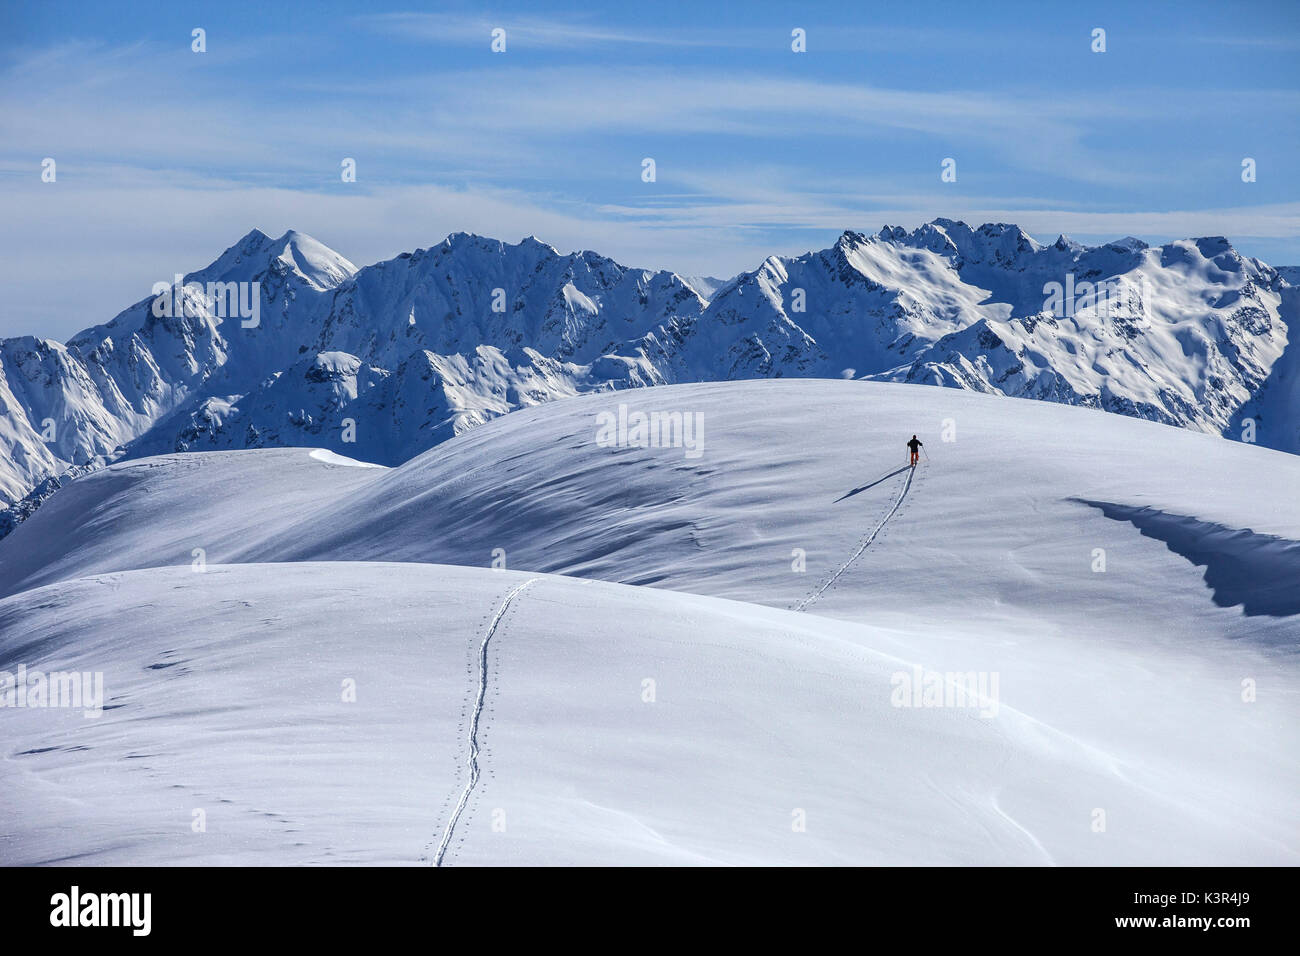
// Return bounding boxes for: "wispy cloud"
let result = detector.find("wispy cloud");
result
[359,12,740,49]
[2,6,1297,339]
[356,13,1047,54]
[8,40,1260,193]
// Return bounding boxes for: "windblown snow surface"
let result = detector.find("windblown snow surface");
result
[1,380,1296,865]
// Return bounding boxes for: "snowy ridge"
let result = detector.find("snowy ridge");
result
[1,222,1297,521]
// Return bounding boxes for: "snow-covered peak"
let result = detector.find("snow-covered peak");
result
[906,221,961,256]
[871,219,1043,263]
[932,219,1042,261]
[1106,236,1150,253]
[439,232,560,259]
[237,227,273,246]
[267,230,359,290]
[518,234,560,255]
[200,227,353,285]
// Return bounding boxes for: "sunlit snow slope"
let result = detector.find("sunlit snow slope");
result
[1,381,1295,865]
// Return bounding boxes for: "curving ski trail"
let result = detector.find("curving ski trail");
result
[792,464,916,612]
[432,576,538,866]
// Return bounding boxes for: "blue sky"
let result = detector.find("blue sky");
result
[2,0,1298,339]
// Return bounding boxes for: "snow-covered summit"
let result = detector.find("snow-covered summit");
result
[1,222,1296,518]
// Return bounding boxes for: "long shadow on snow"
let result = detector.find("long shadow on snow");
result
[836,466,911,503]
[1074,499,1300,618]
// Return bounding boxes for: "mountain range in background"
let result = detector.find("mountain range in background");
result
[1,219,1297,530]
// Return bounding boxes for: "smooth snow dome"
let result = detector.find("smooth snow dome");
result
[0,380,1296,865]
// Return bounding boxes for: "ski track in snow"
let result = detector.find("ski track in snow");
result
[432,577,538,866]
[792,464,916,612]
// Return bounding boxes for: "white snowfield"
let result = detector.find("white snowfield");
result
[1,380,1296,865]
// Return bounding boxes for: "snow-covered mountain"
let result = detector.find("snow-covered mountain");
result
[696,222,1296,446]
[0,229,358,507]
[3,381,1296,864]
[2,221,1296,519]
